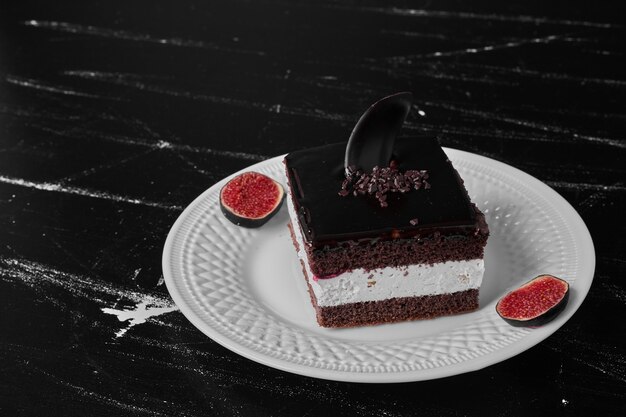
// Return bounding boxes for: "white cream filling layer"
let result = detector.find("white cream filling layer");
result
[287,190,484,307]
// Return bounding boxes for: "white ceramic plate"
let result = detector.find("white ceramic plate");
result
[162,148,595,383]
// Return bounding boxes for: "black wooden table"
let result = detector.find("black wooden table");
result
[1,1,624,416]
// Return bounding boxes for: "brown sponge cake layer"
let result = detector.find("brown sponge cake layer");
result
[316,289,479,328]
[305,232,488,278]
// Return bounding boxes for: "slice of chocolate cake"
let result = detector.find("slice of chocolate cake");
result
[285,93,488,328]
[285,138,488,327]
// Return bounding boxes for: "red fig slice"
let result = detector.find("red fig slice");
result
[219,172,285,228]
[344,92,413,176]
[496,274,570,327]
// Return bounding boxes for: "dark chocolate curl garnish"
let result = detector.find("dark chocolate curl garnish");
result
[344,92,413,176]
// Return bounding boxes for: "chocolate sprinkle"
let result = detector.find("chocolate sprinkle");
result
[339,164,430,207]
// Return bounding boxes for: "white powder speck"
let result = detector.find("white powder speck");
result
[102,296,177,338]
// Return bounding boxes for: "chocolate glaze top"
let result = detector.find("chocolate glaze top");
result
[285,137,487,248]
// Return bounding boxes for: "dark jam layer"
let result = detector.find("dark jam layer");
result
[284,137,485,249]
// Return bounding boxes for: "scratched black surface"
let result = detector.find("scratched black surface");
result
[0,1,625,416]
